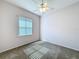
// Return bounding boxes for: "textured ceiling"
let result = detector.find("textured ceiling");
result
[4,0,79,16]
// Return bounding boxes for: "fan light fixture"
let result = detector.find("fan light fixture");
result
[39,0,48,12]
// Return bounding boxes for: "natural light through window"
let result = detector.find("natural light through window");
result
[18,16,32,36]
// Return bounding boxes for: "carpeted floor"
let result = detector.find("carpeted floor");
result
[0,41,79,59]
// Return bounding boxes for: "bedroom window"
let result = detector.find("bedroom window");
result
[18,16,32,36]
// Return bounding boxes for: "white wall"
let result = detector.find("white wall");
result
[41,2,79,51]
[0,0,40,53]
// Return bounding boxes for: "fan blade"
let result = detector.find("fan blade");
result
[49,8,54,10]
[33,10,39,12]
[31,0,40,4]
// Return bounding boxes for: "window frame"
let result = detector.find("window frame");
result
[18,16,33,36]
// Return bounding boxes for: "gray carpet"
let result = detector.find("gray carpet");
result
[0,41,79,59]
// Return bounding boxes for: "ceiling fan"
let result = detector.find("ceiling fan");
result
[32,0,54,13]
[39,0,48,12]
